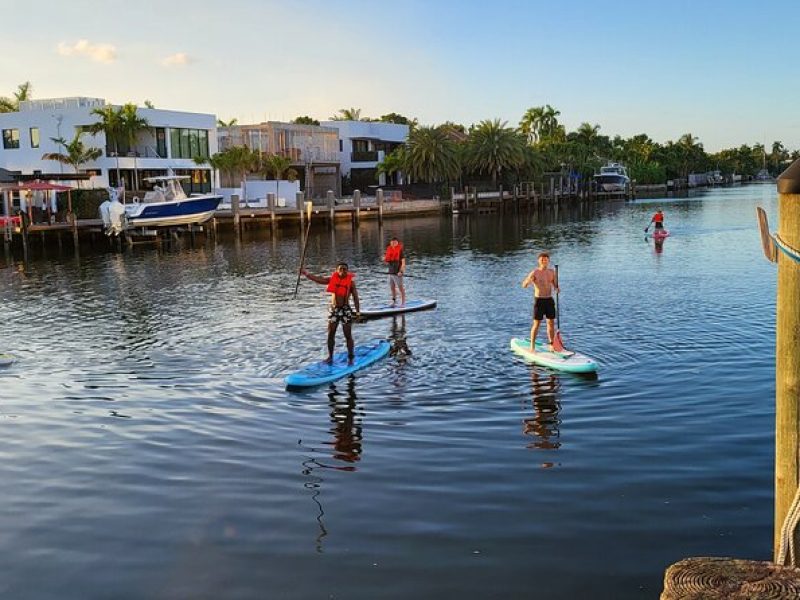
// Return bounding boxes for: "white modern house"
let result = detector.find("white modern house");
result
[320,120,409,192]
[0,97,217,194]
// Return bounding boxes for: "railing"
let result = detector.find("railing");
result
[351,151,379,162]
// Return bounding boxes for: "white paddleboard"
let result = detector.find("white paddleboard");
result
[510,337,598,374]
[0,353,16,367]
[359,298,437,319]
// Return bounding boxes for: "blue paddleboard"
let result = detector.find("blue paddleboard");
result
[285,339,391,388]
[359,298,437,319]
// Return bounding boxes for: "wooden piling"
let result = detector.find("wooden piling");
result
[352,189,361,226]
[296,192,305,232]
[377,189,384,225]
[775,159,800,561]
[231,194,241,237]
[267,192,277,235]
[326,191,336,228]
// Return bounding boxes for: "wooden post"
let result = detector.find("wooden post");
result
[296,191,305,232]
[352,189,361,226]
[326,190,335,229]
[376,188,384,225]
[231,194,241,237]
[2,190,10,245]
[498,185,504,212]
[267,192,276,234]
[775,159,800,560]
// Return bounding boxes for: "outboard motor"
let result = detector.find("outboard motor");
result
[99,199,111,232]
[101,187,126,236]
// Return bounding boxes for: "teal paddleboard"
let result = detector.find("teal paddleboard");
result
[285,339,391,388]
[510,337,598,374]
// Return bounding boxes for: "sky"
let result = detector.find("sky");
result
[1,0,796,152]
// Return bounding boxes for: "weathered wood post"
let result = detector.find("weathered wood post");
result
[267,192,277,235]
[2,190,10,246]
[326,190,336,229]
[376,188,384,225]
[352,189,361,226]
[775,160,800,561]
[498,185,504,212]
[296,191,305,232]
[231,194,241,237]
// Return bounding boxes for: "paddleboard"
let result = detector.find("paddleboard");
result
[652,229,670,240]
[285,339,391,388]
[0,353,16,367]
[359,298,437,319]
[510,337,598,374]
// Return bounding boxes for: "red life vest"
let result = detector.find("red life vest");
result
[326,272,354,297]
[384,243,403,263]
[653,213,664,223]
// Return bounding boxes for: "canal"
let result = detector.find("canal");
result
[0,184,779,599]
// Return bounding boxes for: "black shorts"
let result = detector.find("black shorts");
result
[533,297,556,321]
[654,222,664,230]
[328,305,354,325]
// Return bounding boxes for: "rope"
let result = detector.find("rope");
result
[777,483,800,566]
[756,206,800,265]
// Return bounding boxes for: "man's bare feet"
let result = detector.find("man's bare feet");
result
[324,356,333,365]
[347,355,355,366]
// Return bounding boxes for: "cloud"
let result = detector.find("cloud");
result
[161,53,194,67]
[57,39,117,63]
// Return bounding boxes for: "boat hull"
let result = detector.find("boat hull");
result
[125,195,222,228]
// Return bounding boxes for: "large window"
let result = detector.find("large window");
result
[30,127,40,148]
[170,128,209,159]
[174,169,211,194]
[155,128,167,158]
[2,129,20,149]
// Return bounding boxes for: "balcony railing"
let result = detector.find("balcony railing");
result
[351,151,379,162]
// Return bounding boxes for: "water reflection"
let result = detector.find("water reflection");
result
[300,377,363,552]
[522,369,562,465]
[388,315,412,360]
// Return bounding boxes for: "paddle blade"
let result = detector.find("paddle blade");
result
[305,201,312,220]
[552,330,566,352]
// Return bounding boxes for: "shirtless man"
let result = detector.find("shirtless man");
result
[522,252,559,351]
[301,261,361,364]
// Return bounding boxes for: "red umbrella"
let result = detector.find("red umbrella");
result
[0,181,73,192]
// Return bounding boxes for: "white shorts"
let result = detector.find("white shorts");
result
[388,274,404,287]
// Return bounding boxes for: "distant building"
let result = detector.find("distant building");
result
[218,121,341,197]
[0,97,217,193]
[320,120,409,192]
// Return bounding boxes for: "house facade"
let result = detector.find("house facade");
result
[218,121,341,197]
[0,97,217,194]
[320,120,409,192]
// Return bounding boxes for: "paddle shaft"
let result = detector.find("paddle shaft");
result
[378,271,422,279]
[293,204,313,298]
[555,264,560,330]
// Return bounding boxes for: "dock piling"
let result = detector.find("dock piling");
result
[231,194,241,237]
[326,191,335,228]
[377,189,384,225]
[775,159,800,562]
[352,189,361,226]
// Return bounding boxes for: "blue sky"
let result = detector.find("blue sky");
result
[1,0,795,151]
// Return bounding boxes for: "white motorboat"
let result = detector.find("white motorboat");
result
[593,162,631,193]
[124,176,222,228]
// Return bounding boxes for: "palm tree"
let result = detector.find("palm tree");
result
[118,103,150,190]
[465,119,526,186]
[404,125,461,183]
[0,81,32,113]
[330,108,362,121]
[217,118,238,127]
[519,105,562,145]
[88,105,124,187]
[42,133,102,188]
[195,146,260,201]
[262,153,298,202]
[376,147,408,184]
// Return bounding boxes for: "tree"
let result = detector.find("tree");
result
[118,103,150,190]
[404,125,461,183]
[465,119,526,186]
[88,105,124,187]
[330,108,362,121]
[376,147,408,184]
[0,81,32,113]
[195,146,261,202]
[292,116,320,126]
[262,153,298,202]
[217,118,238,127]
[519,105,562,145]
[379,113,417,127]
[144,100,155,109]
[41,133,102,187]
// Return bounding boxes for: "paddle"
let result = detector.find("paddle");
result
[293,201,313,298]
[552,264,567,352]
[376,271,422,279]
[644,221,651,233]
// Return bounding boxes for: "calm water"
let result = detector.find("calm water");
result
[0,185,779,599]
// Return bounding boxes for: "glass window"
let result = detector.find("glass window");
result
[170,128,181,158]
[155,128,166,158]
[2,129,20,149]
[198,130,209,158]
[180,129,190,158]
[189,129,199,158]
[30,127,40,148]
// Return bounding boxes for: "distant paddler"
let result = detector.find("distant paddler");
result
[646,209,665,233]
[301,261,361,365]
[521,252,562,352]
[383,236,406,307]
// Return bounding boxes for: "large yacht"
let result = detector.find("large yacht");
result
[593,162,631,193]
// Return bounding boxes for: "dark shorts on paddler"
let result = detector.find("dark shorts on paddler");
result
[533,297,556,321]
[328,305,354,325]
